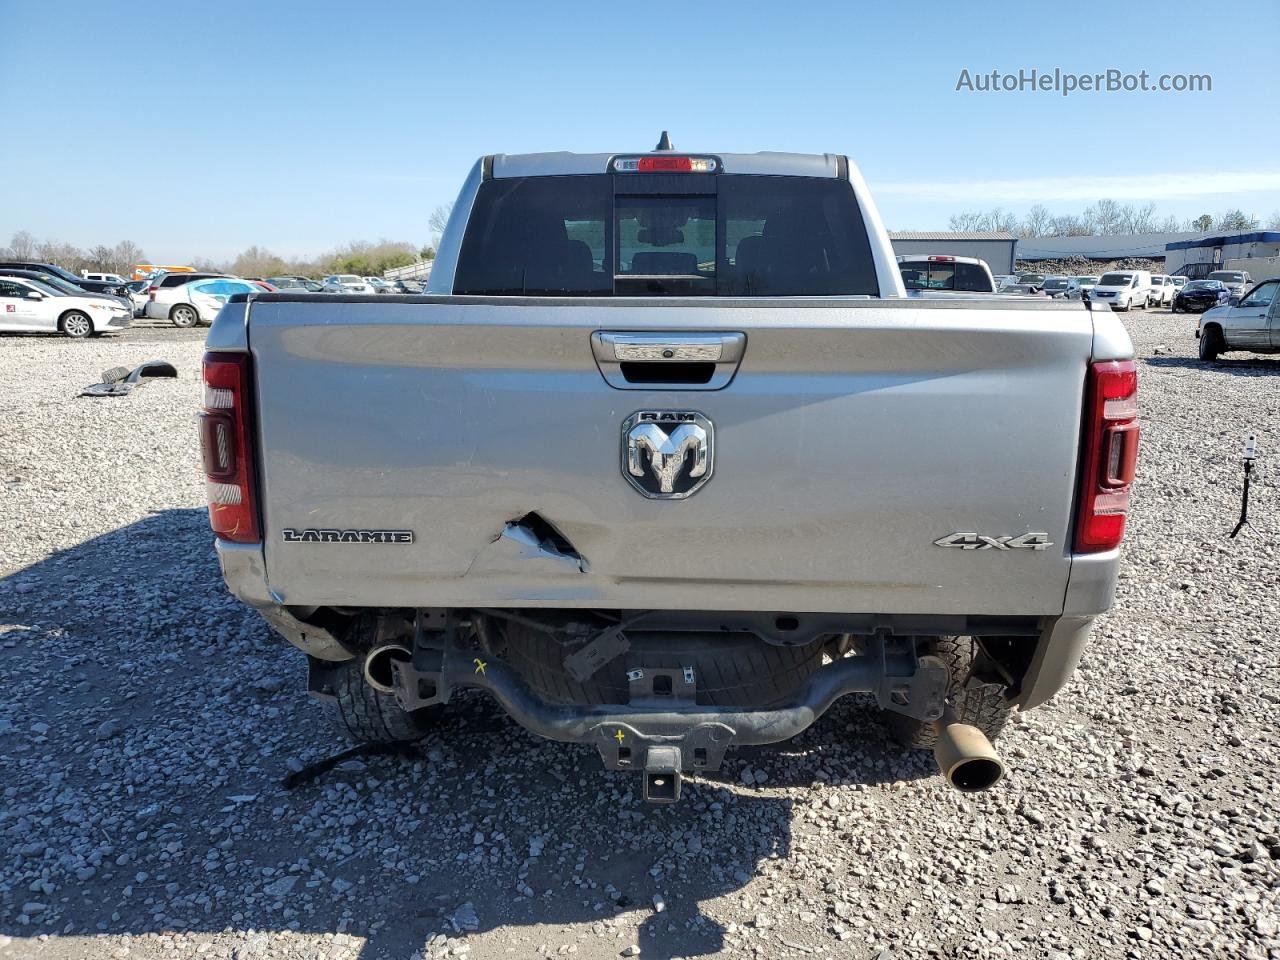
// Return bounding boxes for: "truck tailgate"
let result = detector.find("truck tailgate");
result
[248,297,1090,614]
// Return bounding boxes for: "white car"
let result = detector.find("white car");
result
[81,271,128,284]
[0,276,132,337]
[363,276,392,294]
[1065,276,1100,300]
[1089,270,1153,311]
[322,275,374,294]
[1169,275,1189,292]
[1148,275,1175,307]
[162,278,263,328]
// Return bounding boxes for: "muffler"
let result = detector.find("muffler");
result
[362,644,412,695]
[932,709,1006,792]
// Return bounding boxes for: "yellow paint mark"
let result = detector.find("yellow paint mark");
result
[613,728,626,744]
[473,658,487,675]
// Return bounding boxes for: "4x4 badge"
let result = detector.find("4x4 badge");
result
[934,532,1052,551]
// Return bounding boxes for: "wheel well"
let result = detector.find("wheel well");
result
[169,302,194,317]
[1202,321,1223,335]
[58,309,93,332]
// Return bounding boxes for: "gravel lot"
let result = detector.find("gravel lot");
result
[1,311,1278,960]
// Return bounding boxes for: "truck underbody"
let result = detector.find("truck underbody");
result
[272,601,1077,801]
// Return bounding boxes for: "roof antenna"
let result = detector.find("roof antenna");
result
[654,130,674,151]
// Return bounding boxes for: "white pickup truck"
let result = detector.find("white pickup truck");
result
[201,138,1139,800]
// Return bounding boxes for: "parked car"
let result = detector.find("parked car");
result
[81,271,128,284]
[390,279,423,294]
[250,280,278,292]
[144,272,230,323]
[896,255,996,293]
[124,279,151,316]
[267,276,325,292]
[1173,279,1230,313]
[363,276,393,294]
[1089,270,1153,311]
[1041,276,1070,299]
[202,144,1139,802]
[322,275,374,294]
[0,276,131,337]
[992,274,1017,290]
[1169,275,1189,291]
[1016,273,1046,287]
[0,260,129,299]
[1149,275,1176,307]
[0,268,131,310]
[1065,276,1100,300]
[159,277,263,327]
[1197,278,1280,361]
[1207,270,1253,298]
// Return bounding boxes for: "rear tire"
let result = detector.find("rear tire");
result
[329,653,441,744]
[883,636,1013,750]
[1199,325,1224,363]
[170,304,199,328]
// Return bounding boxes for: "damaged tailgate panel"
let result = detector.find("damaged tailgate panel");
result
[250,297,1090,614]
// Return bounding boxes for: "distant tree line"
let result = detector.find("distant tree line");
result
[948,201,1280,238]
[0,204,457,280]
[1,231,148,276]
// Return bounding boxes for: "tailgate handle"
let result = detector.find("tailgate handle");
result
[591,332,746,390]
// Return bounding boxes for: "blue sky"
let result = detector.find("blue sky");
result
[3,0,1278,261]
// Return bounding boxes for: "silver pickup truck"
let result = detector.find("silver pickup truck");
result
[1197,277,1280,361]
[201,139,1139,801]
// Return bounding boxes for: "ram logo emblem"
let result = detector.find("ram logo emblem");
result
[622,411,713,499]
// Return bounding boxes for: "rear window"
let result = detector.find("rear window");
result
[1209,272,1244,282]
[453,174,879,297]
[898,259,993,292]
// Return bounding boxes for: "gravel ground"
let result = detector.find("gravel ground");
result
[1,312,1278,960]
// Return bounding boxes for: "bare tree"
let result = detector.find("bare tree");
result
[1083,199,1123,235]
[947,211,984,232]
[1047,215,1091,236]
[232,245,288,278]
[1017,205,1048,238]
[8,231,38,260]
[1116,202,1157,235]
[87,244,115,270]
[36,239,87,271]
[428,203,454,249]
[1267,211,1280,230]
[110,240,147,275]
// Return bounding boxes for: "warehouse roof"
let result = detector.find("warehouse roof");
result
[889,231,1018,241]
[1018,233,1199,260]
[1165,230,1280,251]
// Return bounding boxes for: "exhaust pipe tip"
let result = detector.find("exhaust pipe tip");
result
[933,721,1007,792]
[363,644,412,695]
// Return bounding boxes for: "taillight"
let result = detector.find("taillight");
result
[148,288,156,301]
[199,352,260,543]
[1075,360,1139,552]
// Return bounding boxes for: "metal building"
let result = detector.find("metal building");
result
[888,231,1019,275]
[1164,231,1280,279]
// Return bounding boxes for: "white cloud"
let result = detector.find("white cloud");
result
[872,170,1280,203]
